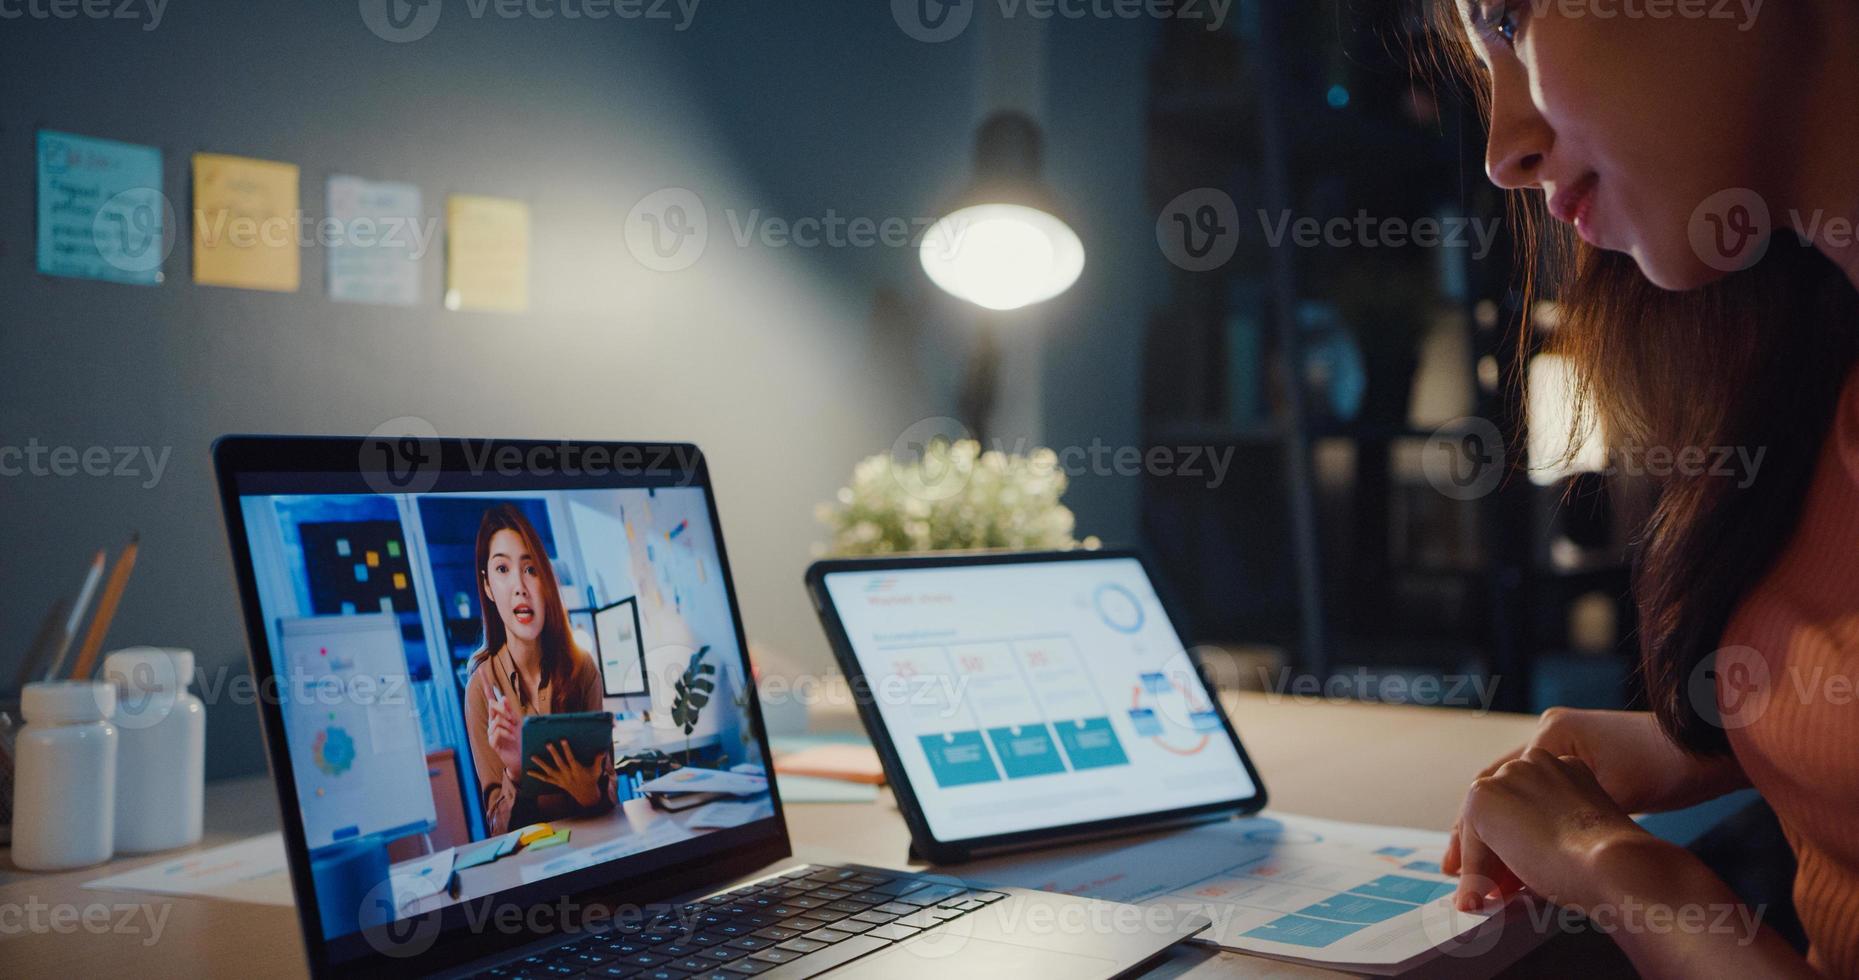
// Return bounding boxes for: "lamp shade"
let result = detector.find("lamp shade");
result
[920,112,1084,311]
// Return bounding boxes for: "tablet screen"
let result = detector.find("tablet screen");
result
[820,556,1259,844]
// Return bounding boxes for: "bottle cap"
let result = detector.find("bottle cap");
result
[103,647,194,693]
[21,680,116,725]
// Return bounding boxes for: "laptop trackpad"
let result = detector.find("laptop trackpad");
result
[842,936,1117,980]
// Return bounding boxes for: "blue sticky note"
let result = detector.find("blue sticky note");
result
[37,130,166,286]
[327,175,424,306]
[1403,860,1443,874]
[1127,707,1163,737]
[1243,913,1368,948]
[1374,846,1416,857]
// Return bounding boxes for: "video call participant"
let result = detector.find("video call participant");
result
[463,504,617,835]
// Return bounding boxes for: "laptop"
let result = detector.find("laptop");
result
[213,435,1207,979]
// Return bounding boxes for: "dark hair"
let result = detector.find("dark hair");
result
[469,503,579,697]
[1423,6,1859,754]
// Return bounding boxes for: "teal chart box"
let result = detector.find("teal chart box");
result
[1054,717,1129,770]
[37,130,167,286]
[986,725,1067,778]
[918,731,1000,787]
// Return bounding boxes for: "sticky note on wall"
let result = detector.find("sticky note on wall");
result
[36,130,167,286]
[327,175,424,306]
[193,152,300,292]
[445,194,529,313]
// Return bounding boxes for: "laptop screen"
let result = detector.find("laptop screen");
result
[227,453,775,954]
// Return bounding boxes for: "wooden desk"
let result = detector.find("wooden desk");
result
[0,693,1623,978]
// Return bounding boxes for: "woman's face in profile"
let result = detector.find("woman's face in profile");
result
[1462,0,1790,290]
[483,528,547,644]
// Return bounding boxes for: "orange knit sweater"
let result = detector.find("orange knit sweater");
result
[1721,365,1859,977]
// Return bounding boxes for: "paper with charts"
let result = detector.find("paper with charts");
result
[961,813,1507,974]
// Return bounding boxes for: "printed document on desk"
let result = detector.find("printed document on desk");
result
[959,812,1524,974]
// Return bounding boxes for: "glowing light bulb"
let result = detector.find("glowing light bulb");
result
[919,203,1084,311]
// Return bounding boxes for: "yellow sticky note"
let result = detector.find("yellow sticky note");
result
[445,194,529,313]
[192,152,300,292]
[393,572,407,590]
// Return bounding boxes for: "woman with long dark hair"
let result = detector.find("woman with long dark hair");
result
[463,504,615,835]
[1430,3,1859,975]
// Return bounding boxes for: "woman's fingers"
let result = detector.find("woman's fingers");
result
[1446,745,1524,876]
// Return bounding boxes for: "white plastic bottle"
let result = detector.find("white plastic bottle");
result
[105,647,206,853]
[13,680,118,871]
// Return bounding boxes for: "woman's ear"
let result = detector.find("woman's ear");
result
[482,569,494,604]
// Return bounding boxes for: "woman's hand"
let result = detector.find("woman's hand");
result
[486,688,523,781]
[1450,748,1661,911]
[528,740,608,809]
[1444,708,1744,885]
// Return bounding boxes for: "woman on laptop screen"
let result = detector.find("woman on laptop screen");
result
[463,504,616,835]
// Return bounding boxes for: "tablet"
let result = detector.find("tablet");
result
[516,710,615,805]
[806,549,1267,863]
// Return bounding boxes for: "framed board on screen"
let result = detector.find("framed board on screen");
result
[593,596,647,697]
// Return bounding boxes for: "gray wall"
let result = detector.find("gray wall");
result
[2,1,1161,778]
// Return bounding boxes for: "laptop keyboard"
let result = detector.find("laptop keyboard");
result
[471,865,1009,980]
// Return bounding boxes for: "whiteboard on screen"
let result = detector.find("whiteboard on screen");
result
[278,613,435,850]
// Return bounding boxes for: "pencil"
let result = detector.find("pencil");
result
[71,534,139,680]
[42,548,106,682]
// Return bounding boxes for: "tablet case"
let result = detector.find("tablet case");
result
[515,710,614,804]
